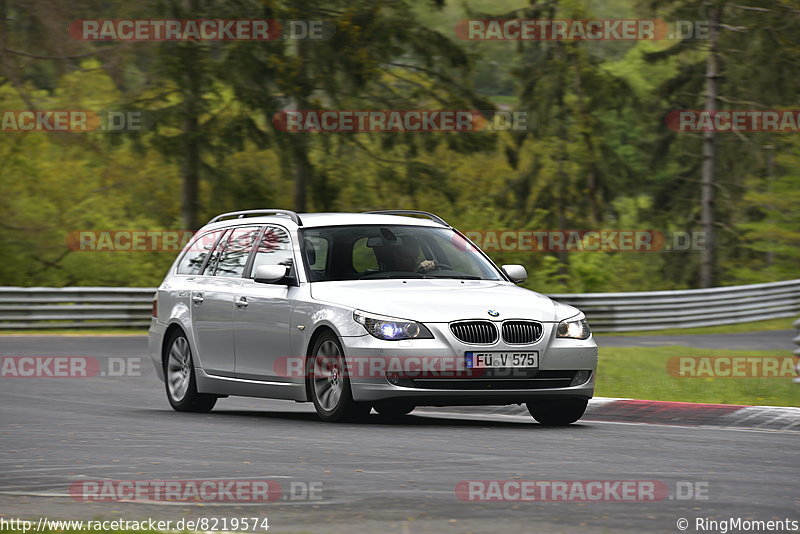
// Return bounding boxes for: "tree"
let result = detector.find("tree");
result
[467,1,638,274]
[641,0,800,287]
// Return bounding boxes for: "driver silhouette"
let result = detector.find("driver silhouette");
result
[380,237,436,273]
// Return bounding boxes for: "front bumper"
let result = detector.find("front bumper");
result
[344,322,598,404]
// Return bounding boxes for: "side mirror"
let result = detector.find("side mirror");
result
[253,264,289,284]
[501,264,528,283]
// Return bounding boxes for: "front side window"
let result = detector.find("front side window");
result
[176,229,225,275]
[299,225,503,282]
[248,226,294,277]
[213,226,261,278]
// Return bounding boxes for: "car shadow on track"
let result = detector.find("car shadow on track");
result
[199,409,591,429]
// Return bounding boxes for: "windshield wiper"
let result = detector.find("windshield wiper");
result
[358,273,424,280]
[426,275,482,280]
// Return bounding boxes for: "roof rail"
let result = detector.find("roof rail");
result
[207,209,303,226]
[364,210,449,227]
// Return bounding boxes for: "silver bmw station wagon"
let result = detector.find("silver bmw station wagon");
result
[149,210,598,425]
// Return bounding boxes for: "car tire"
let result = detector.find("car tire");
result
[164,330,217,413]
[526,398,588,426]
[373,400,415,419]
[307,331,371,422]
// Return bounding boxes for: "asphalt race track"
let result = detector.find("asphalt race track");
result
[1,335,797,534]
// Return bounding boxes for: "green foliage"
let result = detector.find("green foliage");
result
[0,0,797,289]
[731,137,800,283]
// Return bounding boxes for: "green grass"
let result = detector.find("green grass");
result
[594,317,796,337]
[1,322,797,406]
[0,328,147,335]
[596,345,799,406]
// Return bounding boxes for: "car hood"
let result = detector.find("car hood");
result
[309,279,576,323]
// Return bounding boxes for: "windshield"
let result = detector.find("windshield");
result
[299,225,504,282]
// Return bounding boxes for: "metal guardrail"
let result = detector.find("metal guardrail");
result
[793,317,800,384]
[0,287,154,329]
[551,279,800,332]
[0,280,799,332]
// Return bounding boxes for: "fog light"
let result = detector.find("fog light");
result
[570,370,591,386]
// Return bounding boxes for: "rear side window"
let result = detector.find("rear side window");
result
[176,229,225,275]
[213,226,261,278]
[304,236,328,270]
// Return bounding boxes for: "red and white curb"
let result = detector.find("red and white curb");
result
[583,398,800,430]
[420,397,800,430]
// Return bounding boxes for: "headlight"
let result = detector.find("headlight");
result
[353,310,434,341]
[556,318,591,339]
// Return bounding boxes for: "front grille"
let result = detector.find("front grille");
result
[405,371,578,390]
[450,321,498,344]
[502,321,543,344]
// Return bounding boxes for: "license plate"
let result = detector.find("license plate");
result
[465,351,539,369]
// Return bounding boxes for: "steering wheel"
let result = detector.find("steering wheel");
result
[417,261,452,273]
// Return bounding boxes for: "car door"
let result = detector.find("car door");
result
[173,228,233,376]
[190,227,257,377]
[233,225,296,381]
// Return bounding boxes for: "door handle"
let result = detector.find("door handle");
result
[192,293,204,304]
[234,296,248,308]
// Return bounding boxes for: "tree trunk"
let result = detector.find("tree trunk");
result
[292,135,312,213]
[764,143,775,267]
[700,4,721,288]
[292,39,311,213]
[181,114,200,231]
[181,58,201,231]
[571,49,600,226]
[181,0,201,231]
